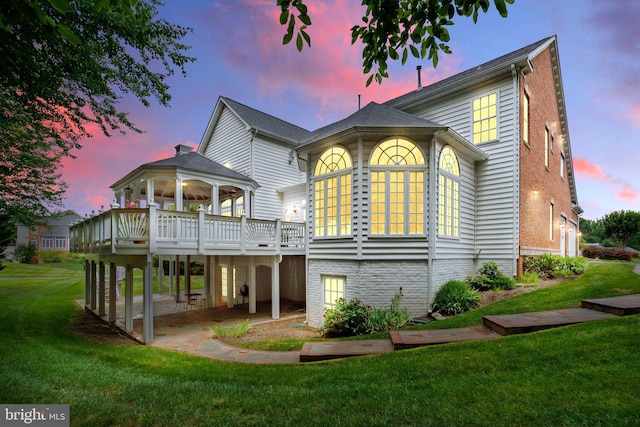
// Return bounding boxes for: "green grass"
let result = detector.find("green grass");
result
[1,260,639,426]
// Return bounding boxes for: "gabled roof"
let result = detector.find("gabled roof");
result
[111,150,257,190]
[301,101,447,146]
[198,97,312,150]
[385,36,555,109]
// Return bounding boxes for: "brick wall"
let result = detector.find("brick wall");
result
[307,259,430,327]
[518,46,578,273]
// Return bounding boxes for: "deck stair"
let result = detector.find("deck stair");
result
[300,294,640,362]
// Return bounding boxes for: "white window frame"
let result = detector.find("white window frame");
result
[369,138,426,236]
[472,92,498,144]
[438,146,460,238]
[313,146,352,238]
[322,275,345,308]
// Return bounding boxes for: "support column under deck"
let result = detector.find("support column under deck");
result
[142,256,154,343]
[98,261,106,317]
[84,259,91,308]
[272,256,280,320]
[90,261,97,311]
[109,263,117,323]
[248,257,256,314]
[125,265,134,332]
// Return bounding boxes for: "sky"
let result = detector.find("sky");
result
[60,0,640,220]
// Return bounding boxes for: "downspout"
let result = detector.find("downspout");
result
[427,132,438,313]
[511,63,520,277]
[249,128,258,180]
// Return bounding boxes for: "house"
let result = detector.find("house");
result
[15,211,81,261]
[70,35,581,342]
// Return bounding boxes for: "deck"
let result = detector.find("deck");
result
[69,206,306,257]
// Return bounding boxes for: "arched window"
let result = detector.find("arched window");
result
[438,146,460,237]
[313,146,352,237]
[370,138,425,235]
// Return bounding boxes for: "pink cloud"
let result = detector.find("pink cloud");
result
[618,184,639,202]
[573,158,607,181]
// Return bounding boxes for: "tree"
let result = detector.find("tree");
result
[602,210,640,249]
[0,0,194,228]
[278,0,514,86]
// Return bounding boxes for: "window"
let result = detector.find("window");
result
[314,146,352,237]
[323,276,344,308]
[438,146,460,237]
[473,93,497,143]
[549,202,554,241]
[523,93,529,145]
[370,138,425,235]
[55,237,67,250]
[560,152,566,180]
[544,127,550,169]
[41,237,54,249]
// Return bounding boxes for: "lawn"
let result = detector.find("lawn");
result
[1,260,639,426]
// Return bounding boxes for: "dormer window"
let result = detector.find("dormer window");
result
[313,146,352,237]
[369,138,425,236]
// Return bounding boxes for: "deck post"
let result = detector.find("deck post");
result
[84,259,91,308]
[142,255,154,343]
[90,261,97,310]
[98,261,106,316]
[109,263,117,323]
[125,265,134,332]
[204,255,213,309]
[248,257,256,314]
[271,256,280,320]
[198,206,205,254]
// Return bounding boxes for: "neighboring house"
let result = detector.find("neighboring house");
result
[71,35,581,341]
[16,211,81,258]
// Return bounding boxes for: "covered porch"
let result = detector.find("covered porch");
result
[81,253,306,343]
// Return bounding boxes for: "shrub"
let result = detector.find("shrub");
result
[320,289,412,337]
[319,298,369,338]
[466,262,516,291]
[432,280,481,315]
[581,246,639,261]
[363,290,411,334]
[14,243,37,264]
[37,250,64,263]
[524,254,586,278]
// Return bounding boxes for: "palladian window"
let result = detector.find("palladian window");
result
[438,146,460,237]
[370,138,425,235]
[313,146,352,237]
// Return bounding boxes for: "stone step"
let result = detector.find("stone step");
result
[390,326,500,350]
[482,308,616,336]
[299,339,393,362]
[581,294,640,316]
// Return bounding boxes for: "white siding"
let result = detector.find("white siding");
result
[408,77,518,273]
[434,142,477,259]
[252,137,305,220]
[204,107,251,173]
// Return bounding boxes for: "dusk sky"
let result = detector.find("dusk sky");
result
[60,0,640,221]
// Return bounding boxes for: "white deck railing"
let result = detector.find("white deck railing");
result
[69,206,305,255]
